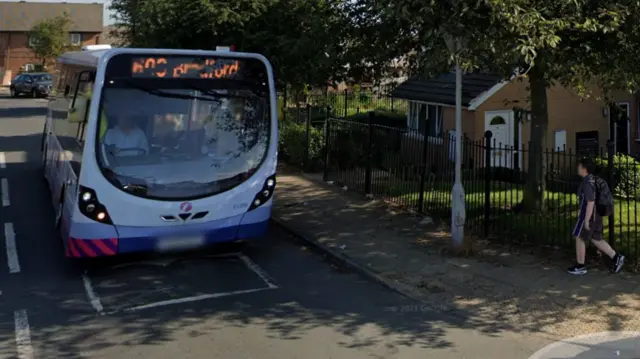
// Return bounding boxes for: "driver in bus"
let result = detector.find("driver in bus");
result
[103,115,149,156]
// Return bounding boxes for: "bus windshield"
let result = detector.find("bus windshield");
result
[96,55,271,200]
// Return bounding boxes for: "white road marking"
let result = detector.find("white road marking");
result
[90,252,279,315]
[14,309,34,359]
[4,223,21,274]
[238,253,279,289]
[1,178,9,207]
[108,287,273,314]
[0,152,5,169]
[82,274,104,313]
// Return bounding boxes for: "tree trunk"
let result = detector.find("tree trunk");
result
[522,68,549,212]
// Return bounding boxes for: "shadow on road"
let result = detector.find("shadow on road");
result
[0,133,44,165]
[0,105,47,119]
[0,178,460,356]
[0,102,467,359]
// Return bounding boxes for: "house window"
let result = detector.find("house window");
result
[490,116,506,125]
[69,33,82,46]
[28,36,38,47]
[554,130,567,152]
[408,102,443,138]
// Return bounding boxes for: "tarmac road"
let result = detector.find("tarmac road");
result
[0,92,552,359]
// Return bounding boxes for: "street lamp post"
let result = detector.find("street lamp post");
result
[444,34,466,247]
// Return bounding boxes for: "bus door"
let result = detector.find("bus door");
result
[53,68,95,226]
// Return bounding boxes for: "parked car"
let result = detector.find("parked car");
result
[9,73,53,98]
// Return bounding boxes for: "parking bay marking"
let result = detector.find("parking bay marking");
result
[82,274,104,314]
[5,223,21,274]
[14,309,34,359]
[83,252,279,315]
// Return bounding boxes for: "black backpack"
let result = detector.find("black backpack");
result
[592,176,614,216]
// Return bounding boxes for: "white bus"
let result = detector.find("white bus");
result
[42,48,277,258]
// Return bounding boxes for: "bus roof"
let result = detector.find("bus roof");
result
[57,48,270,69]
[57,49,110,67]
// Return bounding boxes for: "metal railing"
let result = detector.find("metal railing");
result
[281,112,640,265]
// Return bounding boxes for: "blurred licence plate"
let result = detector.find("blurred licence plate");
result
[156,235,204,251]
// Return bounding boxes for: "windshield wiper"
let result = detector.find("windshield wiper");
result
[122,183,148,195]
[102,168,124,187]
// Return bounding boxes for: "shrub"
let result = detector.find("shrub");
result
[491,166,526,184]
[329,123,368,170]
[281,105,327,124]
[345,111,406,128]
[595,154,640,199]
[277,96,285,121]
[279,120,324,170]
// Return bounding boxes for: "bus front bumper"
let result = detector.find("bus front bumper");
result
[64,204,272,258]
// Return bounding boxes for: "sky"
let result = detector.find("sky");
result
[3,0,115,25]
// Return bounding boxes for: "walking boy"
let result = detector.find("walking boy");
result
[567,158,625,275]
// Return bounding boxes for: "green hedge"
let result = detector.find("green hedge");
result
[279,120,324,171]
[278,110,407,171]
[595,154,640,199]
[344,110,406,128]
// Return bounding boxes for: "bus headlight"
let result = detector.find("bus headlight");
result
[78,185,113,224]
[248,174,276,211]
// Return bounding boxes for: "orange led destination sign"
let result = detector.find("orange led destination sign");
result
[131,56,241,79]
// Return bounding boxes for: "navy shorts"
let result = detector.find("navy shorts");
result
[573,216,604,242]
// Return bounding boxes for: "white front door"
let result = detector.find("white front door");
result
[484,110,515,168]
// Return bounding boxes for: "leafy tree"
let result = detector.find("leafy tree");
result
[109,0,273,49]
[108,0,354,92]
[354,0,640,212]
[235,0,353,92]
[29,13,77,67]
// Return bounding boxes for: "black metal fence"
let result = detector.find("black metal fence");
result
[277,89,409,122]
[285,111,640,263]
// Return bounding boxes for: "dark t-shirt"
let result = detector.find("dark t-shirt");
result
[577,174,603,231]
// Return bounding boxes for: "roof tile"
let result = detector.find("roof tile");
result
[392,72,504,107]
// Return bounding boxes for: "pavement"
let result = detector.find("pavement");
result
[272,166,640,341]
[0,94,558,358]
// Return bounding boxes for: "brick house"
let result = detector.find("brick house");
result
[392,73,640,169]
[0,1,103,75]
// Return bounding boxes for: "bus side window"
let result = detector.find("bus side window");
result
[74,72,95,144]
[54,66,66,97]
[55,66,93,175]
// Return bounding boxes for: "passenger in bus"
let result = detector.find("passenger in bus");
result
[102,115,149,156]
[153,113,184,145]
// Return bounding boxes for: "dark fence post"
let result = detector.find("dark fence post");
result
[295,102,300,122]
[344,89,348,118]
[303,103,311,171]
[607,139,616,247]
[484,130,493,238]
[323,106,331,182]
[364,111,374,195]
[417,121,431,212]
[283,86,287,122]
[391,97,395,112]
